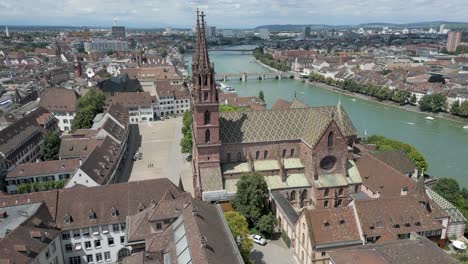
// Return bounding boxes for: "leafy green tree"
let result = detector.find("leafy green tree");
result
[410,94,417,104]
[161,49,168,58]
[458,101,468,117]
[366,135,428,173]
[433,178,461,205]
[72,88,106,130]
[419,93,447,113]
[451,100,460,115]
[258,90,265,102]
[232,172,269,225]
[392,90,410,104]
[224,211,253,263]
[255,213,277,237]
[180,111,193,155]
[219,104,247,112]
[41,132,61,160]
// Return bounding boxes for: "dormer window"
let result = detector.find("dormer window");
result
[111,207,119,217]
[88,210,96,220]
[64,214,72,224]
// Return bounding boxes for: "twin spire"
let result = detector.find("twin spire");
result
[193,9,211,71]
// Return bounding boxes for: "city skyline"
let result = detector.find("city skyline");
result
[0,0,468,28]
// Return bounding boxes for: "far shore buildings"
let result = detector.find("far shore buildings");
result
[0,179,243,264]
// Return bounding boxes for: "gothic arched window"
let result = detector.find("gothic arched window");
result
[205,129,210,144]
[226,153,231,162]
[290,148,295,157]
[204,92,208,102]
[282,149,287,158]
[204,110,210,125]
[264,150,268,159]
[237,152,242,161]
[328,131,334,147]
[290,190,296,201]
[255,151,260,160]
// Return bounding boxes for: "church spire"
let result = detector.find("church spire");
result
[193,10,211,71]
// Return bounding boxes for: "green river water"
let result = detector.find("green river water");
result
[186,46,468,187]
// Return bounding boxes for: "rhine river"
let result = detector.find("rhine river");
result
[186,46,468,187]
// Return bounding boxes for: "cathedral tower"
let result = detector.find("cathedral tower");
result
[191,10,222,199]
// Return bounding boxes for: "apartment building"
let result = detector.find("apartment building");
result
[40,88,79,132]
[5,159,80,194]
[0,178,243,264]
[153,81,190,117]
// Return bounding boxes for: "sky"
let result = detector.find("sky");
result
[0,0,467,28]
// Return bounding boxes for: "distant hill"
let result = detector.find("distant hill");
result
[255,21,468,31]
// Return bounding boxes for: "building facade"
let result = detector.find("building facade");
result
[447,31,462,52]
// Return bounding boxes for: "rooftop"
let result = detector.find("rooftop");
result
[6,159,81,179]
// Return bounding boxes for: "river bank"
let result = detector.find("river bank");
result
[307,81,468,125]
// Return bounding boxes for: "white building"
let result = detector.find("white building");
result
[105,92,155,123]
[259,29,270,40]
[40,88,79,132]
[5,159,80,194]
[153,81,190,117]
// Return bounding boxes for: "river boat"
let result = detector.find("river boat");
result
[425,116,435,120]
[463,125,468,129]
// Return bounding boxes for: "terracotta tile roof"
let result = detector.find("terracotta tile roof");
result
[328,236,458,264]
[271,99,292,110]
[39,88,79,112]
[6,159,81,179]
[54,179,182,230]
[354,196,447,239]
[219,103,356,147]
[356,154,415,197]
[105,92,154,108]
[0,203,61,264]
[371,150,415,175]
[121,67,183,81]
[155,81,189,100]
[306,207,361,247]
[219,93,266,110]
[59,138,102,159]
[106,102,129,128]
[79,137,121,185]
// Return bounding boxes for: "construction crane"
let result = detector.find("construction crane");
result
[70,30,92,62]
[335,51,367,65]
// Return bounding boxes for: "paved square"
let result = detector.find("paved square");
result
[250,238,297,264]
[125,117,193,195]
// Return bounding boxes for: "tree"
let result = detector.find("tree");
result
[433,178,461,205]
[418,94,447,113]
[232,172,269,225]
[161,49,168,58]
[224,211,253,263]
[451,100,460,115]
[41,132,61,160]
[258,90,265,102]
[219,104,247,112]
[180,111,193,155]
[365,135,428,173]
[392,90,410,105]
[458,101,468,117]
[255,213,277,237]
[72,88,106,130]
[410,94,417,104]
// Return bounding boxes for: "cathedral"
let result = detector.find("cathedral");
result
[191,11,362,209]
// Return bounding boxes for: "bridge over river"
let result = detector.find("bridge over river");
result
[215,71,296,81]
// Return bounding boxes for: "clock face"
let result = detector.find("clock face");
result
[320,155,337,170]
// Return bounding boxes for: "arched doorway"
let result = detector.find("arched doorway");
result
[300,189,308,208]
[117,248,131,261]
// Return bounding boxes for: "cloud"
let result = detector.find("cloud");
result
[0,0,467,27]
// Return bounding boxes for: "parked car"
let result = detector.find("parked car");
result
[249,234,267,246]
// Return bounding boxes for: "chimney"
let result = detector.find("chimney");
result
[201,236,208,248]
[192,206,199,216]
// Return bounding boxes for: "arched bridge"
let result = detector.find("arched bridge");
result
[215,72,287,82]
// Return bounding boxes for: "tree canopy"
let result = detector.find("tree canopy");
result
[180,111,193,155]
[232,172,269,225]
[365,135,428,173]
[255,213,277,237]
[258,90,265,102]
[418,93,447,113]
[41,132,60,161]
[433,178,468,231]
[71,88,105,130]
[224,211,253,263]
[450,100,468,117]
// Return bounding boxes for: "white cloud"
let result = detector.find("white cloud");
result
[0,0,466,27]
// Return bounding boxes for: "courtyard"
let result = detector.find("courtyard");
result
[117,117,194,195]
[250,236,297,264]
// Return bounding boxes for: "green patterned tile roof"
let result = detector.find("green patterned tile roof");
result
[284,158,305,169]
[219,105,356,147]
[346,160,362,184]
[221,162,250,174]
[315,173,348,188]
[200,166,223,192]
[224,173,310,193]
[254,160,280,171]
